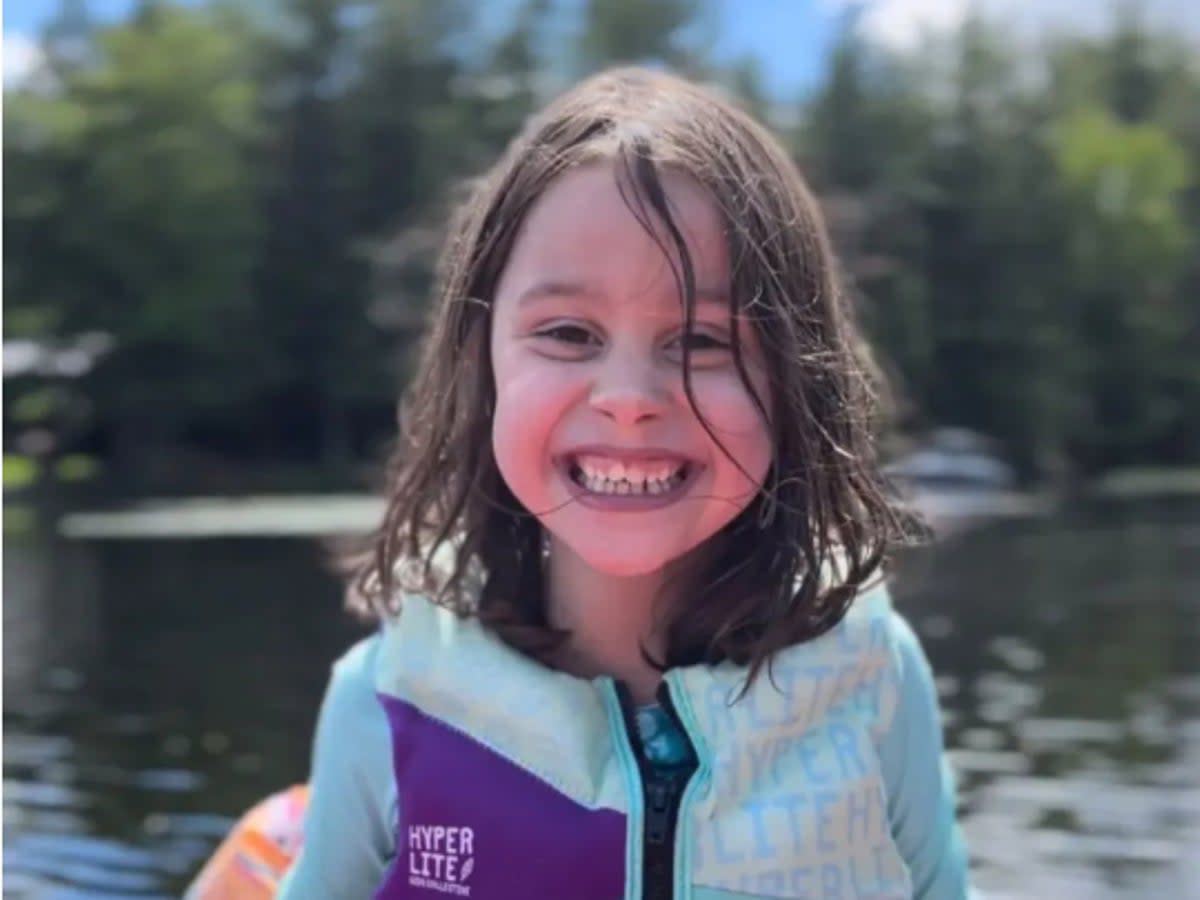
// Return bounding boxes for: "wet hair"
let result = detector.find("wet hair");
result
[347,66,919,687]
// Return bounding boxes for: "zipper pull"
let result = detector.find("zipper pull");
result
[644,777,674,844]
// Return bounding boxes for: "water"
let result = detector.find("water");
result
[895,500,1200,898]
[4,498,1198,898]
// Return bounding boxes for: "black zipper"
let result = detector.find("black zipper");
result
[614,681,698,900]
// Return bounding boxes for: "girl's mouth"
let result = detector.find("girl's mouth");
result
[561,452,696,507]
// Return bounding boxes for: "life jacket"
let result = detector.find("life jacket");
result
[370,583,913,900]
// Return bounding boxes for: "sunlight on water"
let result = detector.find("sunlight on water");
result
[58,496,384,539]
[4,499,1199,898]
[903,502,1200,899]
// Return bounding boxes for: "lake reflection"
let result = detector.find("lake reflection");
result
[4,499,1199,898]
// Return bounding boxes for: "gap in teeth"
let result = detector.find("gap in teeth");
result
[570,458,686,495]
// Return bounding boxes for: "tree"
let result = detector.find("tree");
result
[573,0,715,78]
[1046,19,1200,466]
[800,30,941,433]
[5,3,262,480]
[247,0,369,470]
[361,0,555,389]
[1052,109,1192,467]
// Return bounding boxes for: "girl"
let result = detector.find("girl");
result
[210,66,969,899]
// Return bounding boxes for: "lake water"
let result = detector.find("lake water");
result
[4,497,1198,898]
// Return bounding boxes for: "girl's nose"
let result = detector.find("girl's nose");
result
[589,357,669,426]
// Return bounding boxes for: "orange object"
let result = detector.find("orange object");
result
[184,785,309,900]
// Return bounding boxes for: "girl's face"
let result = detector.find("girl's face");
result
[490,164,772,577]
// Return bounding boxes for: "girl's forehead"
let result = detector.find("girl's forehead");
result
[512,277,731,316]
[498,163,730,301]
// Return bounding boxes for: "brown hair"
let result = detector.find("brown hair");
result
[348,67,919,687]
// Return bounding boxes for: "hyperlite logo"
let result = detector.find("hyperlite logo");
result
[407,824,475,896]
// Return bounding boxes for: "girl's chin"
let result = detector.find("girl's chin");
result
[546,530,701,579]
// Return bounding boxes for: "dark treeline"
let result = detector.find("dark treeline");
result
[5,0,1198,490]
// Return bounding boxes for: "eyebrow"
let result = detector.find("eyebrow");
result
[516,280,730,308]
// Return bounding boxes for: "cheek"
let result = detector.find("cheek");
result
[490,354,576,494]
[687,371,773,468]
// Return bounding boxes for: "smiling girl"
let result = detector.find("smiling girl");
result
[199,66,970,900]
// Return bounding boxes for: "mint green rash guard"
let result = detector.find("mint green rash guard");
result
[278,598,970,899]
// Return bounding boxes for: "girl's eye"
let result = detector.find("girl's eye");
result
[674,331,730,353]
[534,324,598,346]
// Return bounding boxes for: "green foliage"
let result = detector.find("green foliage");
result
[1050,108,1193,466]
[6,2,262,471]
[4,1,1198,485]
[575,0,714,76]
[56,453,102,482]
[802,15,1199,475]
[1054,109,1190,270]
[4,455,39,490]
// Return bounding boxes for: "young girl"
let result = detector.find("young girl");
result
[197,66,969,900]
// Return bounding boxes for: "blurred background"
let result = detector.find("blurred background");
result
[3,0,1199,897]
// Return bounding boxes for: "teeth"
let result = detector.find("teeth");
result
[573,459,686,495]
[575,454,682,487]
